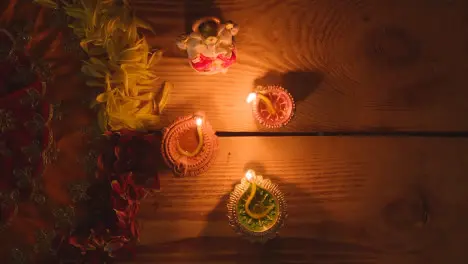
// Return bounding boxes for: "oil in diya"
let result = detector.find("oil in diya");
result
[227,169,287,243]
[161,114,218,177]
[246,85,295,128]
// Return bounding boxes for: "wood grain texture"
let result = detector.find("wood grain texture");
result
[134,136,468,264]
[131,0,468,132]
[1,1,467,263]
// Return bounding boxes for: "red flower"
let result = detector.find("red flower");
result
[67,131,161,261]
[99,132,161,191]
[69,229,134,260]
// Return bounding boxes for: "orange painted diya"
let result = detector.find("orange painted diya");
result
[161,114,218,177]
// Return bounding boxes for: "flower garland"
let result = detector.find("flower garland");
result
[61,131,160,262]
[34,0,170,132]
[25,0,168,262]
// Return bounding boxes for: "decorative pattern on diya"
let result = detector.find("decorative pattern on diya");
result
[247,85,295,128]
[228,170,287,243]
[161,114,218,177]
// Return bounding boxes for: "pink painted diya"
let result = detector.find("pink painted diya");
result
[161,114,218,177]
[246,85,295,128]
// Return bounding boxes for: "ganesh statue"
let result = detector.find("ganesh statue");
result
[176,17,239,74]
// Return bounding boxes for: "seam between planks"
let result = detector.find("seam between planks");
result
[152,130,468,138]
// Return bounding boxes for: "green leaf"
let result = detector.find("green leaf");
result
[87,46,106,56]
[87,57,109,74]
[137,77,159,85]
[134,17,155,33]
[127,20,138,44]
[33,0,58,8]
[89,99,99,108]
[81,64,104,78]
[96,92,110,103]
[156,81,171,114]
[97,106,108,132]
[148,50,162,68]
[90,0,100,28]
[64,7,87,20]
[60,0,71,7]
[86,80,104,87]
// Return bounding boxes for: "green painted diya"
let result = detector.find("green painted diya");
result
[227,170,287,243]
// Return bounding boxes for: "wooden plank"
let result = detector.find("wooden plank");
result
[134,136,468,264]
[131,0,468,132]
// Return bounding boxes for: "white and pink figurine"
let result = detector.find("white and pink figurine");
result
[176,17,239,75]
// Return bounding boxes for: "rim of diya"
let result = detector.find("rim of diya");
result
[161,114,218,177]
[227,175,287,243]
[251,85,295,129]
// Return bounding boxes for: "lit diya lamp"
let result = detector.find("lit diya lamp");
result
[227,169,287,243]
[161,114,218,177]
[246,85,295,128]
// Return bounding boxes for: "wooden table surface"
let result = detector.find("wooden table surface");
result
[134,0,468,132]
[2,0,468,263]
[132,136,468,264]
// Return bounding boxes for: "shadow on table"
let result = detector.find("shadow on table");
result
[183,0,225,34]
[137,161,378,263]
[254,71,324,103]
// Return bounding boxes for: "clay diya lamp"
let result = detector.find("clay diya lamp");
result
[227,169,287,243]
[246,85,295,128]
[161,114,218,177]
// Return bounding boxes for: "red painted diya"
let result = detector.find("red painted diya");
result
[161,114,218,177]
[247,85,295,128]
